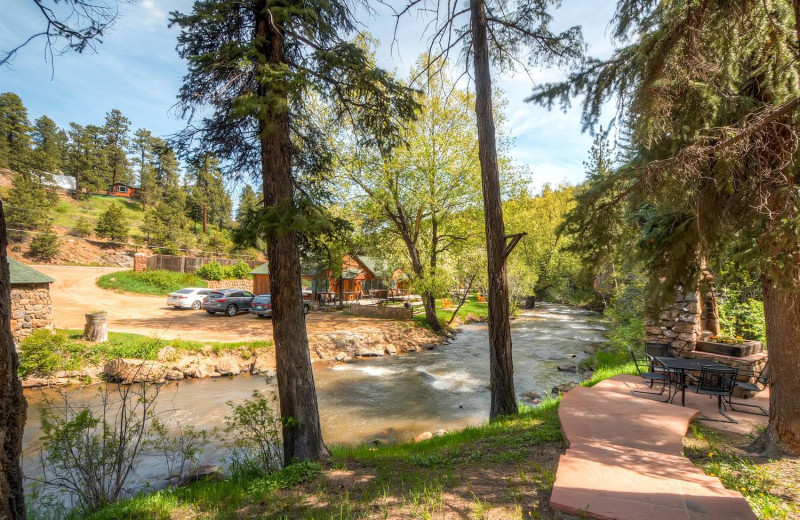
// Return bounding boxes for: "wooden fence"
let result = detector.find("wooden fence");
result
[145,255,261,274]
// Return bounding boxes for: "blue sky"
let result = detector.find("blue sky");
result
[0,0,618,193]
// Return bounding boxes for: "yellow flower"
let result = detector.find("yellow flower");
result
[708,452,714,458]
[741,487,747,493]
[709,473,716,477]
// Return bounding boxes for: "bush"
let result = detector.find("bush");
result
[196,261,225,281]
[229,261,252,279]
[225,391,284,476]
[18,330,78,377]
[95,203,129,242]
[72,216,92,237]
[28,225,60,261]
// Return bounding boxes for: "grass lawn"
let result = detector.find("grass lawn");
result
[52,195,146,235]
[97,269,207,295]
[81,400,564,520]
[413,295,490,328]
[18,329,272,377]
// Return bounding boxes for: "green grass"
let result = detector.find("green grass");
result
[76,399,564,519]
[97,269,207,295]
[18,329,273,377]
[51,195,146,236]
[413,295,490,329]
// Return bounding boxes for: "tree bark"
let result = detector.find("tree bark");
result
[0,200,27,519]
[405,239,441,332]
[255,4,329,465]
[83,312,109,342]
[471,0,518,419]
[748,276,800,455]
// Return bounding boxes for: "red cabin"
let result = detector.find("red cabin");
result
[108,183,143,199]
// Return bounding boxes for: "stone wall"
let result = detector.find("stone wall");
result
[206,279,254,291]
[645,286,702,352]
[11,283,53,343]
[133,253,148,272]
[345,304,412,320]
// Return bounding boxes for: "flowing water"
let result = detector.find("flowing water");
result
[21,302,605,497]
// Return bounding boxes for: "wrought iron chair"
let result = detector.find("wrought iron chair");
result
[686,365,739,423]
[729,361,769,416]
[629,347,674,402]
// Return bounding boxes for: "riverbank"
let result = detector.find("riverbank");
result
[19,324,445,387]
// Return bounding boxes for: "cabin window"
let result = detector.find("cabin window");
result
[116,185,129,193]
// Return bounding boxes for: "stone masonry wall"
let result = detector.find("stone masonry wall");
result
[206,279,254,291]
[11,283,53,343]
[133,253,148,272]
[645,286,702,352]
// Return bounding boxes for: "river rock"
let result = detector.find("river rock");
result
[22,377,50,388]
[103,358,167,383]
[157,346,177,362]
[384,345,398,355]
[557,364,579,373]
[583,346,596,355]
[523,390,542,400]
[250,356,272,375]
[414,432,433,442]
[178,465,223,487]
[165,369,184,381]
[215,357,241,376]
[335,351,348,361]
[354,348,383,357]
[433,429,447,437]
[552,382,579,396]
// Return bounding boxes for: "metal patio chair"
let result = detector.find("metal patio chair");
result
[686,365,739,423]
[629,347,674,402]
[729,361,770,416]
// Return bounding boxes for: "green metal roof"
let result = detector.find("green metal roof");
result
[250,262,270,275]
[8,258,54,284]
[356,255,392,278]
[340,268,362,280]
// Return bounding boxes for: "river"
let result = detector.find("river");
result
[21,302,605,498]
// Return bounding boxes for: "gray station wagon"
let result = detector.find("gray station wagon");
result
[202,289,255,316]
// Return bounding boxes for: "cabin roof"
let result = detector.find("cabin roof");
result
[8,258,54,285]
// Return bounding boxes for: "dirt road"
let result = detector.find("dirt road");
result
[35,265,420,344]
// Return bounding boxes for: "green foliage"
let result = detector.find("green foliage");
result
[72,216,92,237]
[7,172,56,229]
[28,224,60,261]
[18,330,80,377]
[229,261,252,279]
[148,418,211,484]
[95,203,129,242]
[195,261,224,281]
[0,92,31,172]
[224,391,285,477]
[97,270,207,295]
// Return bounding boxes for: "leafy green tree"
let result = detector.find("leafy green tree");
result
[531,0,800,455]
[131,128,158,208]
[29,115,64,180]
[103,109,131,187]
[6,172,55,229]
[171,0,417,463]
[0,92,31,173]
[388,0,585,419]
[95,203,129,242]
[28,224,59,261]
[342,59,486,332]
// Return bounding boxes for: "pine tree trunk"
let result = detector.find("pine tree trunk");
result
[0,200,27,519]
[471,0,518,419]
[255,4,329,465]
[748,276,800,455]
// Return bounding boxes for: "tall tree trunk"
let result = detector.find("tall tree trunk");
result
[0,200,27,519]
[255,4,329,465]
[748,276,800,455]
[405,238,441,332]
[471,0,518,419]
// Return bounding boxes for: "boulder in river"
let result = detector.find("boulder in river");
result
[557,364,579,373]
[103,358,167,383]
[414,431,433,442]
[335,351,348,361]
[215,357,241,376]
[433,429,448,437]
[384,345,398,355]
[178,465,223,487]
[156,346,177,362]
[354,348,384,357]
[523,390,542,400]
[250,356,272,375]
[551,382,579,396]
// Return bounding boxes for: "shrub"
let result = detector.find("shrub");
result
[225,391,285,476]
[72,216,92,237]
[18,330,78,377]
[229,261,252,279]
[196,261,225,281]
[28,225,60,261]
[95,203,129,242]
[97,270,207,295]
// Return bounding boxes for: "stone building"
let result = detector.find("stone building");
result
[9,258,54,343]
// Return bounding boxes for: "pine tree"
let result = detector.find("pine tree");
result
[95,203,129,242]
[236,184,260,224]
[29,115,64,180]
[0,92,31,173]
[130,128,157,208]
[185,154,231,234]
[6,172,55,229]
[28,223,59,261]
[151,138,181,198]
[103,109,131,187]
[65,123,109,195]
[171,0,417,464]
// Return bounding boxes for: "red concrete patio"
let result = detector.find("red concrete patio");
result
[550,374,767,520]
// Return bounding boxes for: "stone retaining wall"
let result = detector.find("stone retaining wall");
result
[206,279,253,291]
[133,253,148,272]
[345,304,412,320]
[11,283,53,343]
[645,286,702,352]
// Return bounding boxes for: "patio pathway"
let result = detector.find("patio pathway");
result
[550,374,758,520]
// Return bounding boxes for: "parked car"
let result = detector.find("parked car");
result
[249,294,312,318]
[167,288,212,310]
[202,289,255,316]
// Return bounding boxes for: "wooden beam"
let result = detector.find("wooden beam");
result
[502,232,527,262]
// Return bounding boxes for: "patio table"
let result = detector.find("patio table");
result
[655,356,730,406]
